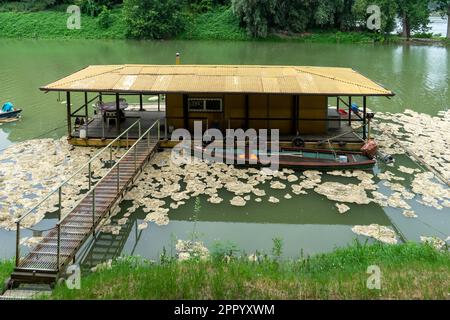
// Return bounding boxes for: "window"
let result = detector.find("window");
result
[188,98,222,112]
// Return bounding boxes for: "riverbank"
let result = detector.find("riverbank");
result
[44,242,450,299]
[0,9,447,45]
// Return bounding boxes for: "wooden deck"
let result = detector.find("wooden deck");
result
[74,110,166,140]
[11,137,159,285]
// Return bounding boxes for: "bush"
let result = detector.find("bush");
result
[97,6,113,28]
[123,0,186,39]
[75,0,121,16]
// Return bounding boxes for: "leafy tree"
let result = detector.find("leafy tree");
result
[396,0,430,39]
[312,0,355,31]
[352,0,398,34]
[273,0,312,33]
[232,0,276,37]
[75,0,122,16]
[436,0,450,38]
[123,0,186,39]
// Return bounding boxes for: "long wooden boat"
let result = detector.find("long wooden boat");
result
[0,109,22,119]
[191,145,376,170]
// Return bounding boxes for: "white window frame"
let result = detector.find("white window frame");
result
[188,98,222,112]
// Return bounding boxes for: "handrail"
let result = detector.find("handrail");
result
[15,119,160,269]
[16,119,141,223]
[57,119,159,225]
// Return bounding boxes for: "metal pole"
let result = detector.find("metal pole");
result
[157,120,160,141]
[164,118,168,140]
[139,94,143,112]
[134,146,137,171]
[56,223,61,271]
[116,93,120,134]
[126,132,129,149]
[92,189,96,236]
[348,96,352,126]
[117,164,120,192]
[85,92,88,138]
[15,221,20,267]
[363,96,367,140]
[158,94,160,112]
[138,121,141,137]
[66,92,72,139]
[88,162,91,190]
[110,145,112,164]
[58,186,62,221]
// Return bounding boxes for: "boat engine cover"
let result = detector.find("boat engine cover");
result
[361,140,378,159]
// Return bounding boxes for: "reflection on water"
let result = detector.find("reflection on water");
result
[0,39,449,146]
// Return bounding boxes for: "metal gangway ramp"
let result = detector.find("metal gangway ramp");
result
[10,119,160,285]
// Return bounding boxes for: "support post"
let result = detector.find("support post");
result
[15,221,20,267]
[363,96,367,140]
[158,94,161,112]
[116,93,120,134]
[92,189,96,236]
[157,120,160,141]
[348,96,352,126]
[292,95,299,135]
[336,96,340,112]
[164,118,168,140]
[84,92,89,138]
[66,92,72,138]
[134,146,137,171]
[245,94,249,130]
[139,94,143,112]
[117,164,120,192]
[183,94,189,130]
[56,223,61,271]
[88,162,92,189]
[58,186,62,221]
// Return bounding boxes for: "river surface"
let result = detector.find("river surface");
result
[0,39,449,264]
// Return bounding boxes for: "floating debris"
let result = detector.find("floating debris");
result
[137,222,148,230]
[314,182,371,204]
[230,196,246,206]
[270,181,286,190]
[335,203,350,214]
[402,210,417,218]
[398,165,418,175]
[351,224,398,244]
[420,236,446,250]
[284,193,292,199]
[376,109,450,181]
[268,196,279,203]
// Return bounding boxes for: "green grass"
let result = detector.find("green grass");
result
[180,6,249,41]
[47,242,450,300]
[0,259,14,290]
[0,8,447,45]
[0,10,126,39]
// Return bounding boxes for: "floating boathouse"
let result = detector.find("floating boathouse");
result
[40,64,394,148]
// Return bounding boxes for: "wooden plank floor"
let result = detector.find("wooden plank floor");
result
[74,111,165,139]
[12,139,158,281]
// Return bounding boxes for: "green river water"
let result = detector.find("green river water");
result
[0,39,449,263]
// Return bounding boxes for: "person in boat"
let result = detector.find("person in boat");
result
[1,102,14,113]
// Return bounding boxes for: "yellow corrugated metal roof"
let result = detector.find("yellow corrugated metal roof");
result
[40,64,394,96]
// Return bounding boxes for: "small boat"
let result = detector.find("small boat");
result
[0,109,22,119]
[190,145,376,170]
